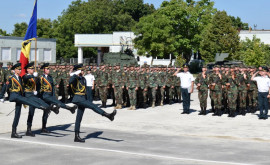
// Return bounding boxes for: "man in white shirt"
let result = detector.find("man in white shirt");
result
[84,67,95,102]
[251,67,270,119]
[174,64,194,114]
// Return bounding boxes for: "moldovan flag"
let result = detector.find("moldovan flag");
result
[20,0,37,76]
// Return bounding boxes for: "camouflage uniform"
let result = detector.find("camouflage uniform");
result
[127,69,138,110]
[0,63,4,93]
[112,68,124,109]
[138,67,148,108]
[147,70,158,108]
[224,72,238,117]
[195,72,208,115]
[247,71,258,113]
[237,72,248,115]
[166,69,175,105]
[98,69,109,107]
[209,71,223,116]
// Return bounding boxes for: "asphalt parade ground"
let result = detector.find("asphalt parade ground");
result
[1,89,270,165]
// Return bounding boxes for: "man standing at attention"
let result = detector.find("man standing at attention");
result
[173,64,194,114]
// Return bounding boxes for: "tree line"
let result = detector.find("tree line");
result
[0,0,269,67]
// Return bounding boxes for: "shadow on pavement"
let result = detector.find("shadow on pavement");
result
[32,123,75,137]
[84,131,124,142]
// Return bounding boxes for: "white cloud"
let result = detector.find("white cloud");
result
[14,13,27,18]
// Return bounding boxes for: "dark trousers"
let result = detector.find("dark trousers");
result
[181,88,191,112]
[43,95,67,109]
[12,103,22,129]
[258,92,268,118]
[25,93,50,127]
[86,86,93,102]
[0,84,6,99]
[74,99,105,132]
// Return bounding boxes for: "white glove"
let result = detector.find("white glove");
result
[0,99,4,103]
[70,70,81,76]
[34,91,38,95]
[33,72,38,77]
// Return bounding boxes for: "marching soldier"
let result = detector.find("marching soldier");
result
[22,62,59,137]
[195,65,208,115]
[69,64,117,143]
[6,63,51,138]
[39,63,77,133]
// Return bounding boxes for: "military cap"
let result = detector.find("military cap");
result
[202,64,207,68]
[11,63,21,70]
[73,64,83,71]
[7,62,13,66]
[183,63,189,68]
[41,63,50,69]
[215,65,221,68]
[24,62,35,69]
[262,66,269,72]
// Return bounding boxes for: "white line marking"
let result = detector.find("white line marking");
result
[0,137,253,165]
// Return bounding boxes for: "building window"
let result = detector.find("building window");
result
[43,49,51,61]
[17,49,21,61]
[30,49,39,62]
[1,47,11,61]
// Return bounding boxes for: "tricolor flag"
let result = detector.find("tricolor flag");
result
[20,0,37,76]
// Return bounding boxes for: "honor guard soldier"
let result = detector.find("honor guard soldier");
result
[6,63,51,138]
[69,64,117,143]
[23,62,60,137]
[40,63,77,133]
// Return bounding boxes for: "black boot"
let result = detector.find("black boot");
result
[74,131,85,143]
[11,128,22,138]
[203,107,207,115]
[66,105,77,114]
[25,126,35,137]
[40,106,51,114]
[50,104,60,114]
[41,121,50,133]
[143,102,148,109]
[198,107,203,115]
[101,102,107,108]
[246,106,251,113]
[231,110,236,118]
[242,108,246,116]
[212,109,218,116]
[102,110,117,121]
[217,109,222,116]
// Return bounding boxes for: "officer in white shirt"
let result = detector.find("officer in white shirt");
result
[251,67,270,119]
[174,64,195,114]
[84,67,95,102]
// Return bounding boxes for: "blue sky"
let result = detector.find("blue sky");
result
[1,0,270,34]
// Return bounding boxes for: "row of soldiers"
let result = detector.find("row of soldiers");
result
[25,62,183,111]
[1,62,182,110]
[196,64,259,118]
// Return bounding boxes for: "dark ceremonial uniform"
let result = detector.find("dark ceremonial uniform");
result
[40,63,77,133]
[69,64,117,143]
[23,62,56,137]
[8,63,50,138]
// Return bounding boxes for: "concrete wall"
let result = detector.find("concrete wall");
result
[0,36,56,66]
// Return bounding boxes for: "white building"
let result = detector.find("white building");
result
[239,30,270,45]
[0,36,56,66]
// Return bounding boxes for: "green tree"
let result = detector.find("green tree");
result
[200,11,240,62]
[11,19,54,38]
[237,36,270,67]
[12,22,28,37]
[133,0,215,62]
[0,29,10,36]
[53,0,155,59]
[229,16,249,30]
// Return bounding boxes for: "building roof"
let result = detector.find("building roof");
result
[0,36,56,42]
[239,30,270,45]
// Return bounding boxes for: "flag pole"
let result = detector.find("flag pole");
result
[35,38,37,72]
